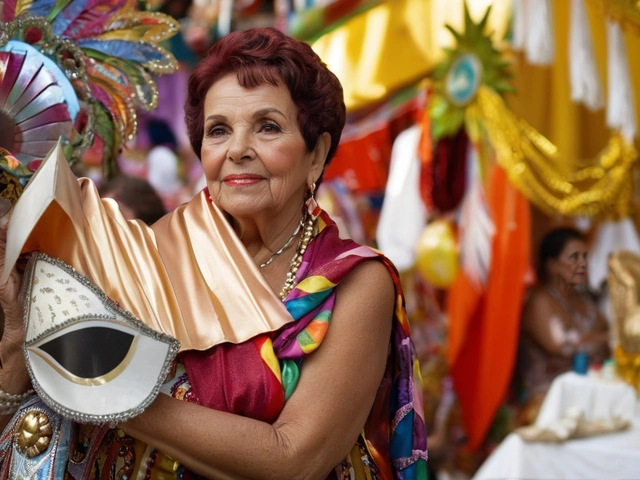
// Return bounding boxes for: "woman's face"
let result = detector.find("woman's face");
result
[200,73,326,221]
[550,239,588,286]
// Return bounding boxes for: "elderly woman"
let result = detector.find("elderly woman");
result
[0,28,427,479]
[516,227,610,423]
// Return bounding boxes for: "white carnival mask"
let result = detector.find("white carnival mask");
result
[21,253,180,424]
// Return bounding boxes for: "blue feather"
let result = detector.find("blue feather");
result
[27,0,59,18]
[77,39,168,64]
[51,0,89,36]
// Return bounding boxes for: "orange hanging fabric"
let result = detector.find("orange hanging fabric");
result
[418,105,433,210]
[447,165,531,450]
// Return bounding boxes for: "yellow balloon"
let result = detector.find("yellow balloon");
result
[415,220,459,288]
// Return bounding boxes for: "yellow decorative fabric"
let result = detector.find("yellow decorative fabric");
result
[2,141,292,352]
[311,0,511,112]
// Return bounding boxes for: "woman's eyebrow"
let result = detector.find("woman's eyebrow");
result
[253,107,285,119]
[204,114,228,124]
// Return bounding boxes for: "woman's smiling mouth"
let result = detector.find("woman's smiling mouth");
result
[223,174,265,186]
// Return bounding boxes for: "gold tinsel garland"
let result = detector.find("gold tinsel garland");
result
[587,0,640,36]
[467,86,638,218]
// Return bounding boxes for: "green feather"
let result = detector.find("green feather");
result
[46,0,73,22]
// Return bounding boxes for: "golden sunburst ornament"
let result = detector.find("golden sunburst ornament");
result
[429,3,514,140]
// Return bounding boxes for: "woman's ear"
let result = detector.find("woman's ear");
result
[309,132,331,185]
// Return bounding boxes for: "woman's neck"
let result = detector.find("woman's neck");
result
[548,280,580,299]
[231,210,305,266]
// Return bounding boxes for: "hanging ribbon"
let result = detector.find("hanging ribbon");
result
[458,147,495,288]
[217,0,234,37]
[569,0,604,110]
[606,20,638,142]
[511,0,527,51]
[525,0,555,65]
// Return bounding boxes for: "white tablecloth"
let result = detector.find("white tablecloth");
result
[536,372,636,427]
[473,374,640,480]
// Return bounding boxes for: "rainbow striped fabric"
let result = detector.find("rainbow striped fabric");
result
[272,210,428,479]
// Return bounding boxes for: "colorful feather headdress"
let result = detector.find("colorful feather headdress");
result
[0,0,179,188]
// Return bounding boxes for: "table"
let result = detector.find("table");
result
[473,373,640,480]
[536,372,636,428]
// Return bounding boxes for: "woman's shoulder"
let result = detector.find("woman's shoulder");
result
[522,285,561,323]
[340,256,394,291]
[525,285,555,305]
[332,249,397,325]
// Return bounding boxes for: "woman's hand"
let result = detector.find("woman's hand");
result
[0,198,30,396]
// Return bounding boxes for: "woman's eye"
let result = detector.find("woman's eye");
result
[260,122,281,133]
[206,125,227,137]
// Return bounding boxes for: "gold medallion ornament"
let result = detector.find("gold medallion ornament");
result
[428,3,514,141]
[14,410,53,458]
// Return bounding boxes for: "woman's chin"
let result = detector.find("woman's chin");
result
[572,276,588,287]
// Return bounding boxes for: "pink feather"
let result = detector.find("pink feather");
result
[61,0,134,38]
[1,0,19,22]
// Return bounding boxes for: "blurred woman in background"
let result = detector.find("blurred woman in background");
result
[516,227,610,424]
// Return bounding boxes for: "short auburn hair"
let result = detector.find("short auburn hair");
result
[185,27,346,173]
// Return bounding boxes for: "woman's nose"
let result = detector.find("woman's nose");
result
[227,131,254,163]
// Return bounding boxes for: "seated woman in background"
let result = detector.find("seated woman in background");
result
[98,174,167,225]
[516,227,610,423]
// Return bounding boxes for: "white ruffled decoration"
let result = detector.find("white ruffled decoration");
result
[217,0,233,37]
[376,125,428,271]
[525,0,555,65]
[511,0,528,51]
[458,147,495,288]
[606,21,638,141]
[569,0,604,110]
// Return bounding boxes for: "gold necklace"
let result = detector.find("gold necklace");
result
[279,213,316,300]
[259,218,304,268]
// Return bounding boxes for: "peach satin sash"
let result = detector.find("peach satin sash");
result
[1,140,291,351]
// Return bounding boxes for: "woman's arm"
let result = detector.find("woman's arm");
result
[122,259,395,480]
[579,305,611,362]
